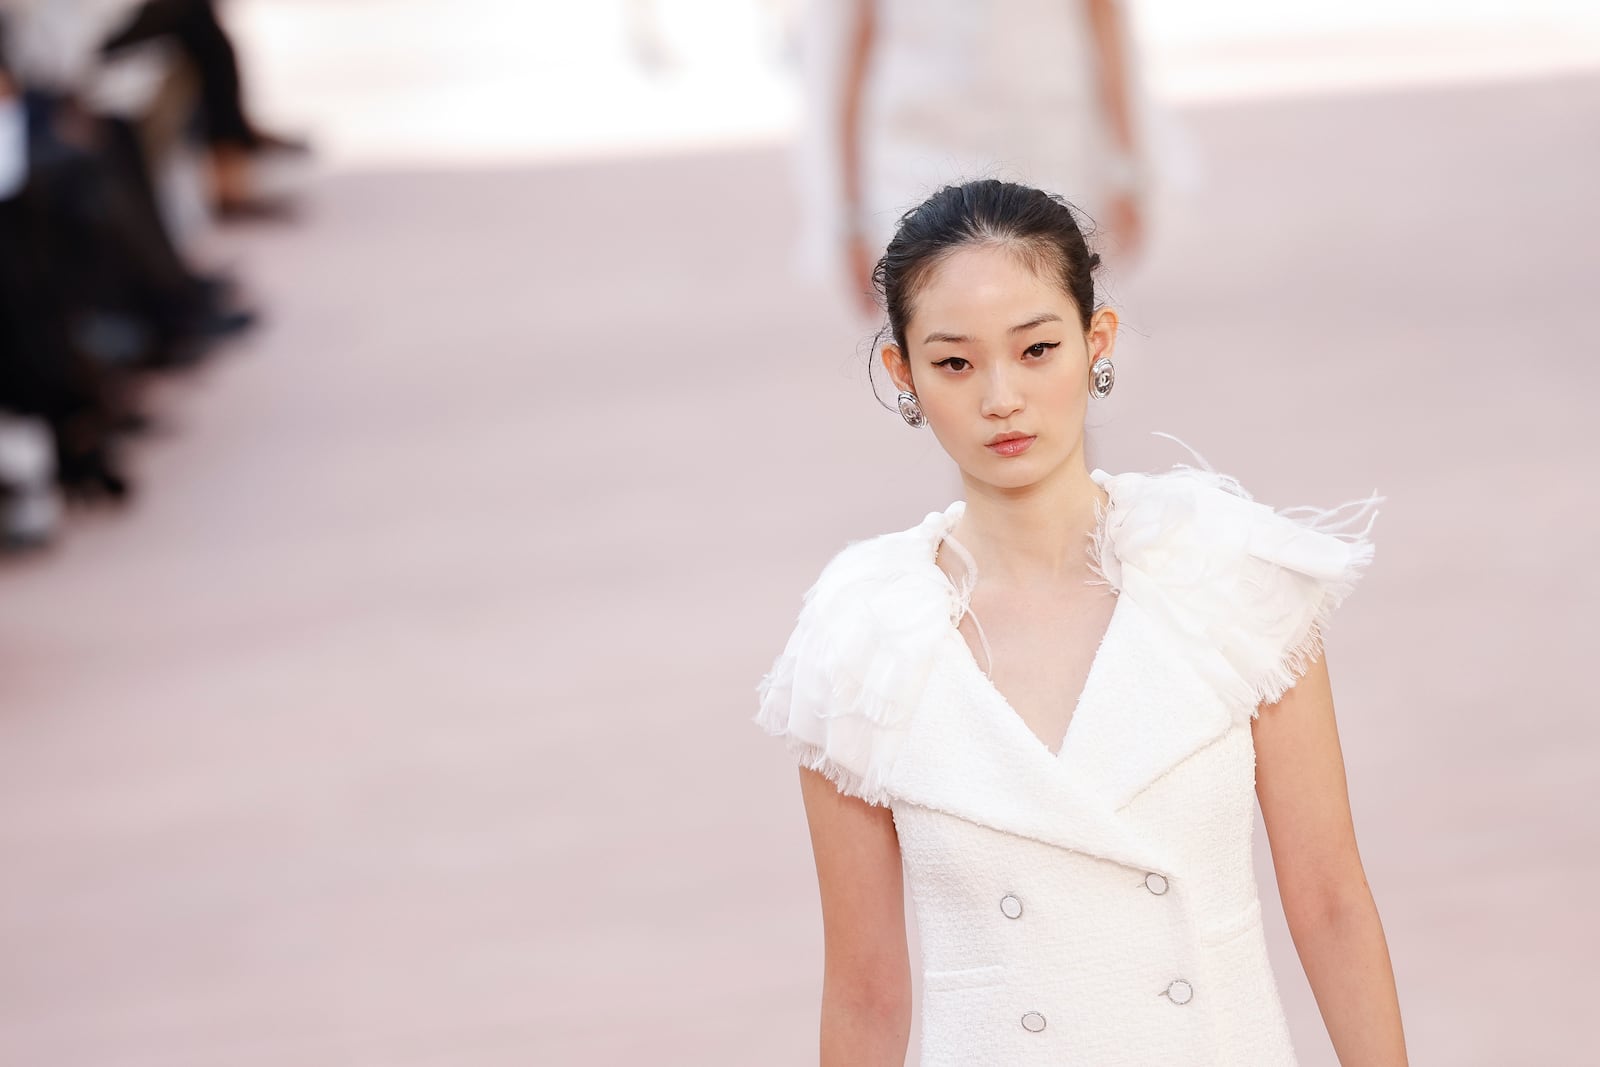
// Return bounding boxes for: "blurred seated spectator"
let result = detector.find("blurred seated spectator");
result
[0,52,61,547]
[0,4,275,552]
[99,0,308,219]
[1,38,134,530]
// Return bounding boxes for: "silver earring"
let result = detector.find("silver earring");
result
[1089,356,1115,399]
[897,391,927,428]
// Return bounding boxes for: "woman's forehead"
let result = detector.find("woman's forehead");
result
[910,245,1071,331]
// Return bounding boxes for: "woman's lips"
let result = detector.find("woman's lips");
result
[986,435,1036,457]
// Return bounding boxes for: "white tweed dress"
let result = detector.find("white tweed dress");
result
[754,450,1381,1065]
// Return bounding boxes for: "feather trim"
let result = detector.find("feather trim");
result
[1239,493,1380,710]
[754,508,961,805]
[757,432,1383,800]
[1089,432,1382,720]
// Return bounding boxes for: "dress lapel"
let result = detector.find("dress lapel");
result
[1055,584,1234,811]
[881,481,1238,874]
[889,633,1181,877]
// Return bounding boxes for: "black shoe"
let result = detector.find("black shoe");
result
[59,449,131,502]
[215,195,299,224]
[249,130,312,157]
[188,305,258,340]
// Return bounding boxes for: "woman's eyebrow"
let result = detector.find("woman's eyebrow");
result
[923,313,1062,346]
[1009,312,1061,333]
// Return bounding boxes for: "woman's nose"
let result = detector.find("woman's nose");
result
[981,365,1023,418]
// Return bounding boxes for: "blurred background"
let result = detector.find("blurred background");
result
[1,1,1596,1064]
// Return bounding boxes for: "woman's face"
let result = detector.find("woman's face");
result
[883,243,1117,492]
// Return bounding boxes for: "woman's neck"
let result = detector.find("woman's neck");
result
[947,466,1110,586]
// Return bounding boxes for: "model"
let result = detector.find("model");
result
[754,179,1408,1065]
[791,0,1157,316]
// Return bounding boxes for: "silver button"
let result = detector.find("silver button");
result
[1020,1011,1047,1032]
[1144,873,1169,895]
[999,893,1023,919]
[1162,978,1194,1005]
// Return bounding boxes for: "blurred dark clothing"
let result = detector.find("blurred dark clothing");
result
[101,0,255,149]
[22,91,241,356]
[0,184,132,500]
[0,11,258,514]
[1,15,130,501]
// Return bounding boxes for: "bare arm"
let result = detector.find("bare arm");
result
[1080,0,1137,158]
[835,0,880,313]
[799,765,911,1066]
[1080,0,1145,258]
[837,0,875,238]
[1254,651,1408,1065]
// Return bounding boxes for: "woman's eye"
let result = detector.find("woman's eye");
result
[1025,342,1060,358]
[933,357,970,371]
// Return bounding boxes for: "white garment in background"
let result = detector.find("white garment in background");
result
[0,96,24,200]
[753,439,1382,1064]
[0,413,61,543]
[790,0,1185,292]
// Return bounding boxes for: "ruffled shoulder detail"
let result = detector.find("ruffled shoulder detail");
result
[753,505,965,805]
[1088,434,1382,719]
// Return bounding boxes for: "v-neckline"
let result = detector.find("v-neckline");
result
[927,492,1124,763]
[949,582,1124,762]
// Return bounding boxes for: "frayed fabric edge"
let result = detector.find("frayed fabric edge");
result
[1246,535,1376,715]
[764,728,892,808]
[754,672,897,806]
[1095,432,1384,719]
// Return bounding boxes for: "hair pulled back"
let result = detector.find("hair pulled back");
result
[870,180,1103,365]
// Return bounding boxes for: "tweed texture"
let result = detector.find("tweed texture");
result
[754,455,1378,1064]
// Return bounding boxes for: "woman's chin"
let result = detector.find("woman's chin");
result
[973,457,1043,489]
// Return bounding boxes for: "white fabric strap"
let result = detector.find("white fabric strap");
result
[940,531,995,679]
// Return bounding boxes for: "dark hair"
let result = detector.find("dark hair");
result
[869,180,1103,375]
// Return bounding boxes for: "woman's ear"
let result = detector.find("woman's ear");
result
[1087,307,1119,363]
[880,343,915,394]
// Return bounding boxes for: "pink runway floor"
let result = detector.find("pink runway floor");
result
[1,73,1595,1064]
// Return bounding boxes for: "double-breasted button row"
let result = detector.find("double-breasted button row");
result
[1004,874,1165,919]
[1003,880,1191,1034]
[1000,895,1042,1033]
[1139,874,1190,1006]
[1019,980,1194,1035]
